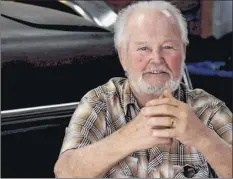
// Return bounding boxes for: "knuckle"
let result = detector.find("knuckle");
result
[166,98,171,103]
[151,130,157,137]
[141,107,147,115]
[163,138,172,144]
[151,117,158,125]
[163,105,169,113]
[179,125,186,134]
[146,118,152,127]
[180,111,188,119]
[167,117,172,123]
[168,138,173,144]
[167,130,172,136]
[148,128,154,136]
[170,130,174,137]
[150,100,155,105]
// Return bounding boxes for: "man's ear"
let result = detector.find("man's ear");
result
[118,47,127,72]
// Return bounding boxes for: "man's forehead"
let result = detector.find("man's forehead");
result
[126,9,180,41]
[129,9,176,26]
[136,13,145,26]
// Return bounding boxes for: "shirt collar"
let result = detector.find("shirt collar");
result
[122,79,138,114]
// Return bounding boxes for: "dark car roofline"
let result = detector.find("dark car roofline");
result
[1,14,109,32]
[1,1,104,28]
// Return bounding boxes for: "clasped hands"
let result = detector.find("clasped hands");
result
[124,90,209,151]
[142,90,208,147]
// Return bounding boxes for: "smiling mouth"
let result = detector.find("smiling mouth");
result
[145,71,168,75]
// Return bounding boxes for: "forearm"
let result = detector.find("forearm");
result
[54,130,132,178]
[196,128,232,178]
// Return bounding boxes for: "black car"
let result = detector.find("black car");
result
[1,1,124,177]
[2,1,229,178]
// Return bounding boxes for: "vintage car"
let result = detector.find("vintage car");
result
[1,1,124,177]
[2,1,230,178]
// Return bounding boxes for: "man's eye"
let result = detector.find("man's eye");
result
[138,47,149,51]
[163,46,174,50]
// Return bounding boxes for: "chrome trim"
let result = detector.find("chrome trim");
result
[1,102,79,118]
[59,0,93,22]
[60,0,117,32]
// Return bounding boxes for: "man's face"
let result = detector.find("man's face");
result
[119,10,185,96]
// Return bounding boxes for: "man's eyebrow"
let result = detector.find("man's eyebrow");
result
[134,41,148,45]
[163,39,180,44]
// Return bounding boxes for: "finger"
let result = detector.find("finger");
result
[159,91,165,99]
[142,105,180,118]
[159,89,168,99]
[163,89,173,98]
[146,97,179,107]
[147,116,174,128]
[159,89,173,99]
[152,128,176,138]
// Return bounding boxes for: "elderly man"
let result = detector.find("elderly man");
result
[54,1,232,178]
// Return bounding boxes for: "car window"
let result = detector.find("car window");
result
[1,1,123,111]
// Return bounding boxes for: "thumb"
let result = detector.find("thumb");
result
[161,89,173,98]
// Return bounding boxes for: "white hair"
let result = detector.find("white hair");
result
[114,1,189,50]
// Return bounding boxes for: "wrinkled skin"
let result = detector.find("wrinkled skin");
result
[118,9,185,105]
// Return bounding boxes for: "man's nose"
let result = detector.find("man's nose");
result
[149,49,165,64]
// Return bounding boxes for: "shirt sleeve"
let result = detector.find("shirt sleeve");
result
[210,102,232,145]
[59,94,107,155]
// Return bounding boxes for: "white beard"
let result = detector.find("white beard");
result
[127,63,184,97]
[129,75,181,96]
